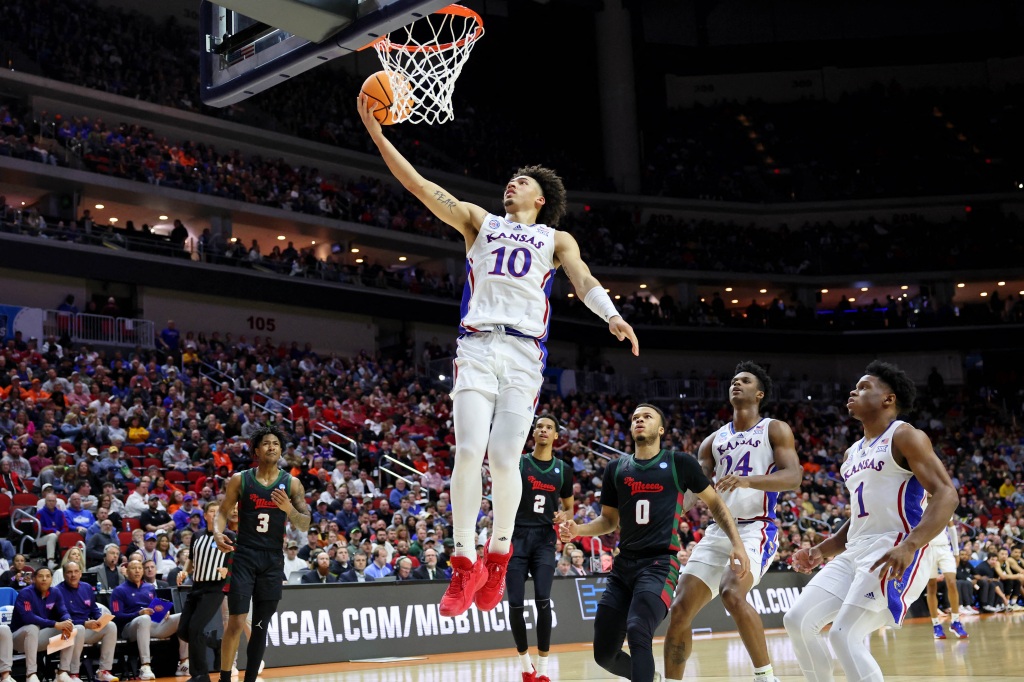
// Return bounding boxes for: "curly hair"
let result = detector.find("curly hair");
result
[734,361,773,409]
[513,165,567,227]
[249,425,287,454]
[864,360,916,414]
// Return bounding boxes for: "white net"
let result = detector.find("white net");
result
[372,4,484,125]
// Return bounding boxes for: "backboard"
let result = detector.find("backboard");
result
[199,0,452,108]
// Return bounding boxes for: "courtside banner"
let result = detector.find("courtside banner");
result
[247,571,814,667]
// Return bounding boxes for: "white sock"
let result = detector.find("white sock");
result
[489,525,513,555]
[536,655,548,676]
[665,677,682,682]
[518,652,532,674]
[453,529,477,560]
[753,663,774,678]
[931,617,941,626]
[951,613,960,623]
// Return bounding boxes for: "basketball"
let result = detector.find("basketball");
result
[361,71,400,125]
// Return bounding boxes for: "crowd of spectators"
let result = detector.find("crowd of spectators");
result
[4,96,1023,280]
[643,84,1023,202]
[1,0,1021,201]
[0,318,1022,615]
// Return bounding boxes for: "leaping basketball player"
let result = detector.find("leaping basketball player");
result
[664,362,801,682]
[784,361,958,682]
[358,96,639,617]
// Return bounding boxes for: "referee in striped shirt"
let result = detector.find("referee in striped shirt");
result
[177,501,229,682]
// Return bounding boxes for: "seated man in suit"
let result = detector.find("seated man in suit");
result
[301,551,338,584]
[88,544,127,591]
[142,559,170,589]
[394,556,415,582]
[411,548,448,581]
[338,551,376,584]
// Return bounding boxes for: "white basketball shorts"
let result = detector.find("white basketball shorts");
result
[682,520,779,597]
[926,542,957,577]
[806,532,934,626]
[451,332,545,417]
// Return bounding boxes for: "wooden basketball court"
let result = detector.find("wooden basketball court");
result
[200,612,1023,681]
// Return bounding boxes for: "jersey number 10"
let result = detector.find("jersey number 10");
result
[489,247,532,277]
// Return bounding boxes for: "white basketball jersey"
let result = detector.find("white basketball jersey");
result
[459,213,557,341]
[710,418,779,521]
[841,420,925,543]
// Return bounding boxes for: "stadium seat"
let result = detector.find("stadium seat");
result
[123,517,141,532]
[165,471,186,483]
[0,494,10,532]
[60,442,76,454]
[12,493,39,509]
[0,587,17,608]
[59,531,83,551]
[142,447,161,457]
[187,471,205,483]
[121,446,141,458]
[143,458,163,470]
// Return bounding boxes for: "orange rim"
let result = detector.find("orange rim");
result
[359,4,483,53]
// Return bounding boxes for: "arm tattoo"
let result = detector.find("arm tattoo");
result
[433,190,457,212]
[288,493,312,531]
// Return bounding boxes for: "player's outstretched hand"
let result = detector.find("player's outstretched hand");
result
[729,546,750,579]
[609,317,639,356]
[558,520,577,543]
[356,94,382,136]
[791,547,824,573]
[716,473,749,493]
[553,509,573,525]
[870,542,916,584]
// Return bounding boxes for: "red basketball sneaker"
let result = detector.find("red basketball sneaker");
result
[474,542,513,611]
[535,674,551,682]
[521,668,536,682]
[439,555,487,617]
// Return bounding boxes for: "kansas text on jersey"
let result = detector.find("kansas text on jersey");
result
[460,213,557,341]
[840,420,924,542]
[711,417,779,522]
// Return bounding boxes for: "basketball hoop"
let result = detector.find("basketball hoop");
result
[369,4,484,125]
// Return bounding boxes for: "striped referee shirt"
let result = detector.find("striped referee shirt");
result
[189,530,228,583]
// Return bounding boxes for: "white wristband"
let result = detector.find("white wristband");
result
[583,286,619,323]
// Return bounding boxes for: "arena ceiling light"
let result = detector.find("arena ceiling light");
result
[639,284,647,289]
[95,204,104,209]
[159,215,169,220]
[398,256,407,262]
[900,285,909,290]
[860,287,869,292]
[957,283,965,288]
[277,235,286,240]
[759,288,767,294]
[998,281,1006,286]
[351,247,359,253]
[725,287,733,292]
